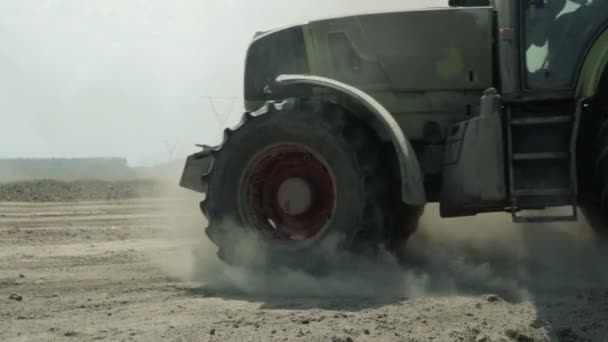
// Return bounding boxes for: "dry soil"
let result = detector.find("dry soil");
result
[1,186,607,342]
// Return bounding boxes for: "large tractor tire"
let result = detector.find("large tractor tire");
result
[580,95,608,231]
[595,107,608,220]
[200,99,422,271]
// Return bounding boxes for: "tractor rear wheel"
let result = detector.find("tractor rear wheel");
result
[595,107,608,221]
[581,96,608,231]
[200,99,422,271]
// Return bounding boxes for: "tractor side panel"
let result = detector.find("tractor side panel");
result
[244,9,495,141]
[308,8,494,92]
[305,8,495,144]
[243,8,495,180]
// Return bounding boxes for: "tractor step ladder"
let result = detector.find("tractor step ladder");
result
[506,102,582,223]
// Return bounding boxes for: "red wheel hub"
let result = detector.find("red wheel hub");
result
[240,144,336,242]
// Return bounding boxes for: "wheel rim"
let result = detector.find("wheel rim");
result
[240,143,336,243]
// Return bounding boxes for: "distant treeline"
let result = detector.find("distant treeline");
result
[0,158,184,183]
[0,158,135,182]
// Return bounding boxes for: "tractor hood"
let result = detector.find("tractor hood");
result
[244,7,495,108]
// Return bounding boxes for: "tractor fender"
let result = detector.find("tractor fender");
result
[275,74,426,206]
[576,27,608,98]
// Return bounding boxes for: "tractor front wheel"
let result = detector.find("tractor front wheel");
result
[200,99,422,271]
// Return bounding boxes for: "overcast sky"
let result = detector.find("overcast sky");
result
[0,0,445,165]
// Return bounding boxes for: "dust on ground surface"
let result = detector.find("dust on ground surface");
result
[1,192,607,341]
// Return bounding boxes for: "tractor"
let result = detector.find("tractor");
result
[180,0,608,269]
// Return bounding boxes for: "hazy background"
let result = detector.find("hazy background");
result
[0,0,446,166]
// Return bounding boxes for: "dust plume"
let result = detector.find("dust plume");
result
[405,208,608,299]
[146,174,608,302]
[144,180,433,299]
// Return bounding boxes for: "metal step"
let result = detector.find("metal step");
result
[506,103,583,224]
[512,152,569,161]
[510,116,571,126]
[512,188,572,197]
[513,213,577,223]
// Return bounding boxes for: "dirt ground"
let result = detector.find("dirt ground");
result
[1,188,608,341]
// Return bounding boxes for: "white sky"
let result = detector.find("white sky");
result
[0,0,445,165]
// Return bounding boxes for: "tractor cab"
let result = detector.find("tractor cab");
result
[447,0,608,222]
[452,0,608,96]
[512,0,607,96]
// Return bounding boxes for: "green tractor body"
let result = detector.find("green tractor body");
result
[180,0,608,268]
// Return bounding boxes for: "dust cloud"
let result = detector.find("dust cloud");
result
[407,210,608,299]
[145,174,608,303]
